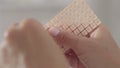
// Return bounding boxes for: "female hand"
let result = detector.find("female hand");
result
[0,19,69,68]
[49,24,120,68]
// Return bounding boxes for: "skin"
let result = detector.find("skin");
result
[0,19,69,68]
[0,19,120,68]
[49,23,120,68]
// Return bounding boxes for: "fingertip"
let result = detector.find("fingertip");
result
[48,27,78,47]
[48,27,60,37]
[4,23,20,41]
[19,18,43,30]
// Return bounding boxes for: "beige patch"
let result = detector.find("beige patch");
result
[45,0,101,37]
[45,0,102,67]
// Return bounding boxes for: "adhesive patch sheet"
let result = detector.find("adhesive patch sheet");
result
[45,0,101,68]
[46,0,101,37]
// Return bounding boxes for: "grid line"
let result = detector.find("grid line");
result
[56,23,100,38]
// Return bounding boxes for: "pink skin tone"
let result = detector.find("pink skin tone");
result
[49,24,120,68]
[0,19,69,68]
[0,19,120,68]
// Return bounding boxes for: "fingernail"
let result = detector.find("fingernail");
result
[48,27,60,36]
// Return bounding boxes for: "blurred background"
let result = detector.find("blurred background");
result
[0,0,120,45]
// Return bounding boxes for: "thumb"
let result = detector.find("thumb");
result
[48,27,93,55]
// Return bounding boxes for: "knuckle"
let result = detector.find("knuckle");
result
[20,18,42,30]
[5,26,20,41]
[20,19,34,30]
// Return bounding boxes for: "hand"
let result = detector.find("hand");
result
[48,24,120,68]
[0,19,69,68]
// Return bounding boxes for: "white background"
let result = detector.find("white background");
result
[0,0,120,45]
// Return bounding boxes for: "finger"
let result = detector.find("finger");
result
[19,19,69,68]
[4,23,21,43]
[3,19,69,68]
[48,27,94,54]
[48,27,88,68]
[4,19,58,51]
[6,19,48,43]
